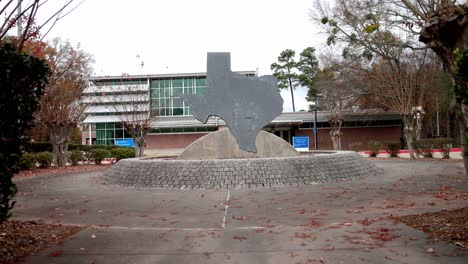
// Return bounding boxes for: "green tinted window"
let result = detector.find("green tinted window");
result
[184,78,194,87]
[150,88,159,99]
[160,108,170,116]
[197,87,206,95]
[172,79,183,87]
[106,130,114,138]
[183,87,192,95]
[150,80,160,88]
[105,122,115,129]
[96,130,105,139]
[115,129,124,138]
[173,87,183,96]
[96,123,105,129]
[173,108,183,116]
[173,98,183,107]
[196,78,206,86]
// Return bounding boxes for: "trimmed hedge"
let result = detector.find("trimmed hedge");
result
[433,138,453,159]
[368,141,382,157]
[18,153,36,170]
[349,142,363,152]
[90,149,111,165]
[383,141,400,158]
[69,150,83,166]
[25,142,53,153]
[414,138,454,159]
[414,139,435,158]
[111,147,135,162]
[35,152,53,168]
[19,144,138,168]
[25,142,119,153]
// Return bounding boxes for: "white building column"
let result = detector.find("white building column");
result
[89,124,92,145]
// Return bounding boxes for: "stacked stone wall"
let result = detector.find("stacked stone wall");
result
[99,152,381,189]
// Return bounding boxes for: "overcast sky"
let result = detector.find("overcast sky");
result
[41,0,328,112]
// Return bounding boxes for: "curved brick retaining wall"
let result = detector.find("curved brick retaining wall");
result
[99,152,381,189]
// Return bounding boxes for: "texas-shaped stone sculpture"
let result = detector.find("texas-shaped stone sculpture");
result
[181,52,283,152]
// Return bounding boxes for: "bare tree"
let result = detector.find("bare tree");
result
[312,0,438,158]
[105,82,155,157]
[361,51,438,157]
[312,0,467,170]
[114,86,156,157]
[398,0,467,173]
[0,0,83,52]
[35,38,93,167]
[314,55,361,150]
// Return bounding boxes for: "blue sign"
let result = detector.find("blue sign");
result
[115,139,134,148]
[293,136,309,151]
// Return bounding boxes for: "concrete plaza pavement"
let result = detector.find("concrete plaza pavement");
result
[11,159,468,264]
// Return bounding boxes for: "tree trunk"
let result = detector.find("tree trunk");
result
[48,125,71,167]
[455,103,468,176]
[288,78,296,112]
[133,138,140,158]
[139,140,145,157]
[418,10,467,173]
[330,129,342,150]
[403,115,416,159]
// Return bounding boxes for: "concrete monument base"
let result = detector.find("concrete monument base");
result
[178,128,299,160]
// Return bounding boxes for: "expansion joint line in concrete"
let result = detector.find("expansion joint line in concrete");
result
[221,189,230,229]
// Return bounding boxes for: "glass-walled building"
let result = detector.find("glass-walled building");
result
[82,72,255,146]
[150,77,206,116]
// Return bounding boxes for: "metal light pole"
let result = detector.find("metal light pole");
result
[314,108,318,150]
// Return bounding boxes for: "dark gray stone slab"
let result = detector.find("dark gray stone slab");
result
[181,53,283,152]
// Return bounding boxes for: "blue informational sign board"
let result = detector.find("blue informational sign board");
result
[115,139,134,148]
[293,136,309,151]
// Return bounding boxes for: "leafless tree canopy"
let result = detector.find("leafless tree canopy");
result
[311,0,468,159]
[0,0,83,51]
[112,84,156,158]
[313,53,363,150]
[86,80,155,157]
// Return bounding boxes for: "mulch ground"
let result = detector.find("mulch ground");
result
[0,220,83,264]
[392,207,468,249]
[14,164,111,178]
